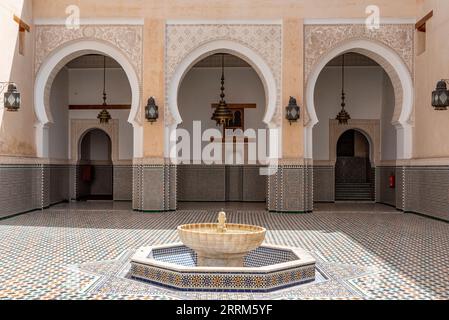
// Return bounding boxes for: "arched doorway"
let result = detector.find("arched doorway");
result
[335,129,374,201]
[47,52,134,203]
[34,40,142,158]
[175,52,269,208]
[305,39,414,161]
[77,129,113,201]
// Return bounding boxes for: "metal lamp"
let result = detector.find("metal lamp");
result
[211,54,233,126]
[432,80,449,111]
[336,54,351,125]
[285,96,300,125]
[1,82,21,112]
[145,97,159,124]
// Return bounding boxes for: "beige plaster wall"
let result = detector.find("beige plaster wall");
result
[414,0,449,159]
[2,0,419,159]
[0,0,36,157]
[143,19,165,159]
[32,0,417,20]
[283,19,304,159]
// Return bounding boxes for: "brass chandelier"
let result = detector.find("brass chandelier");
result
[97,55,112,124]
[211,54,233,127]
[336,53,351,125]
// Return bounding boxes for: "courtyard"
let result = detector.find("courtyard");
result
[1,0,449,304]
[0,202,447,300]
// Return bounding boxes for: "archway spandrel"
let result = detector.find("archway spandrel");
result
[35,25,143,81]
[304,24,414,80]
[165,24,282,127]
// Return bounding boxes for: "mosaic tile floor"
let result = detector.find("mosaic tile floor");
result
[0,202,448,300]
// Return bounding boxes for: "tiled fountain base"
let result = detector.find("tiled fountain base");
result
[69,249,373,300]
[130,244,316,293]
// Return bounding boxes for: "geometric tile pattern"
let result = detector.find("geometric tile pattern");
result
[0,202,448,300]
[130,245,315,292]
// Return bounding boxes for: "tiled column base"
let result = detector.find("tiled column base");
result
[133,162,176,212]
[267,164,313,213]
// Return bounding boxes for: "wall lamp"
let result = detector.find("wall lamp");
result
[285,96,300,125]
[145,97,159,124]
[432,79,449,111]
[0,82,21,112]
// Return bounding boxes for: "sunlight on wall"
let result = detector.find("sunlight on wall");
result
[0,0,24,142]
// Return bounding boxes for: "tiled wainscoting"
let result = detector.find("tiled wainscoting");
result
[0,162,133,219]
[315,164,449,221]
[0,165,44,219]
[402,166,449,221]
[113,166,133,201]
[177,165,266,202]
[313,166,335,202]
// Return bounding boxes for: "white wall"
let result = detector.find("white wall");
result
[178,67,266,161]
[48,67,133,161]
[381,72,397,161]
[313,66,396,161]
[49,68,69,159]
[68,68,131,105]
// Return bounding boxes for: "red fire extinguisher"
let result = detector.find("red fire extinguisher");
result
[389,174,396,189]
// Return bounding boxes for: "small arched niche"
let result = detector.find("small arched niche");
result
[77,129,113,201]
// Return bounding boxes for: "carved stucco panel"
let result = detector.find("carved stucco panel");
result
[165,24,282,127]
[304,24,414,80]
[34,25,143,82]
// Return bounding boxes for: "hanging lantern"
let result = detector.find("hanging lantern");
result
[432,80,449,111]
[97,55,111,124]
[285,96,300,125]
[97,109,112,124]
[212,54,233,126]
[2,83,21,112]
[336,54,351,125]
[145,97,159,124]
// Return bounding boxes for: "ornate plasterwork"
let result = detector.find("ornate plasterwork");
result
[35,25,143,80]
[165,23,282,126]
[304,24,414,80]
[70,119,119,163]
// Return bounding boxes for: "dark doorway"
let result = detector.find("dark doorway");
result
[77,129,113,201]
[335,129,374,201]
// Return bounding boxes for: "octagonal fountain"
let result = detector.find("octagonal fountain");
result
[130,212,316,292]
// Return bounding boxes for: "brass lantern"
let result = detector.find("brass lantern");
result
[145,97,159,124]
[432,80,449,111]
[336,54,351,125]
[211,54,233,126]
[97,55,112,124]
[286,96,300,125]
[2,83,21,112]
[97,109,112,124]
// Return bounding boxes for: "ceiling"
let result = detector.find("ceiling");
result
[66,55,122,69]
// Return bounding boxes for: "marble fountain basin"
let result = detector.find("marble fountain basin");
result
[177,222,266,267]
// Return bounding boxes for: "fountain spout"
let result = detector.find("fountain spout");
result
[217,211,227,233]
